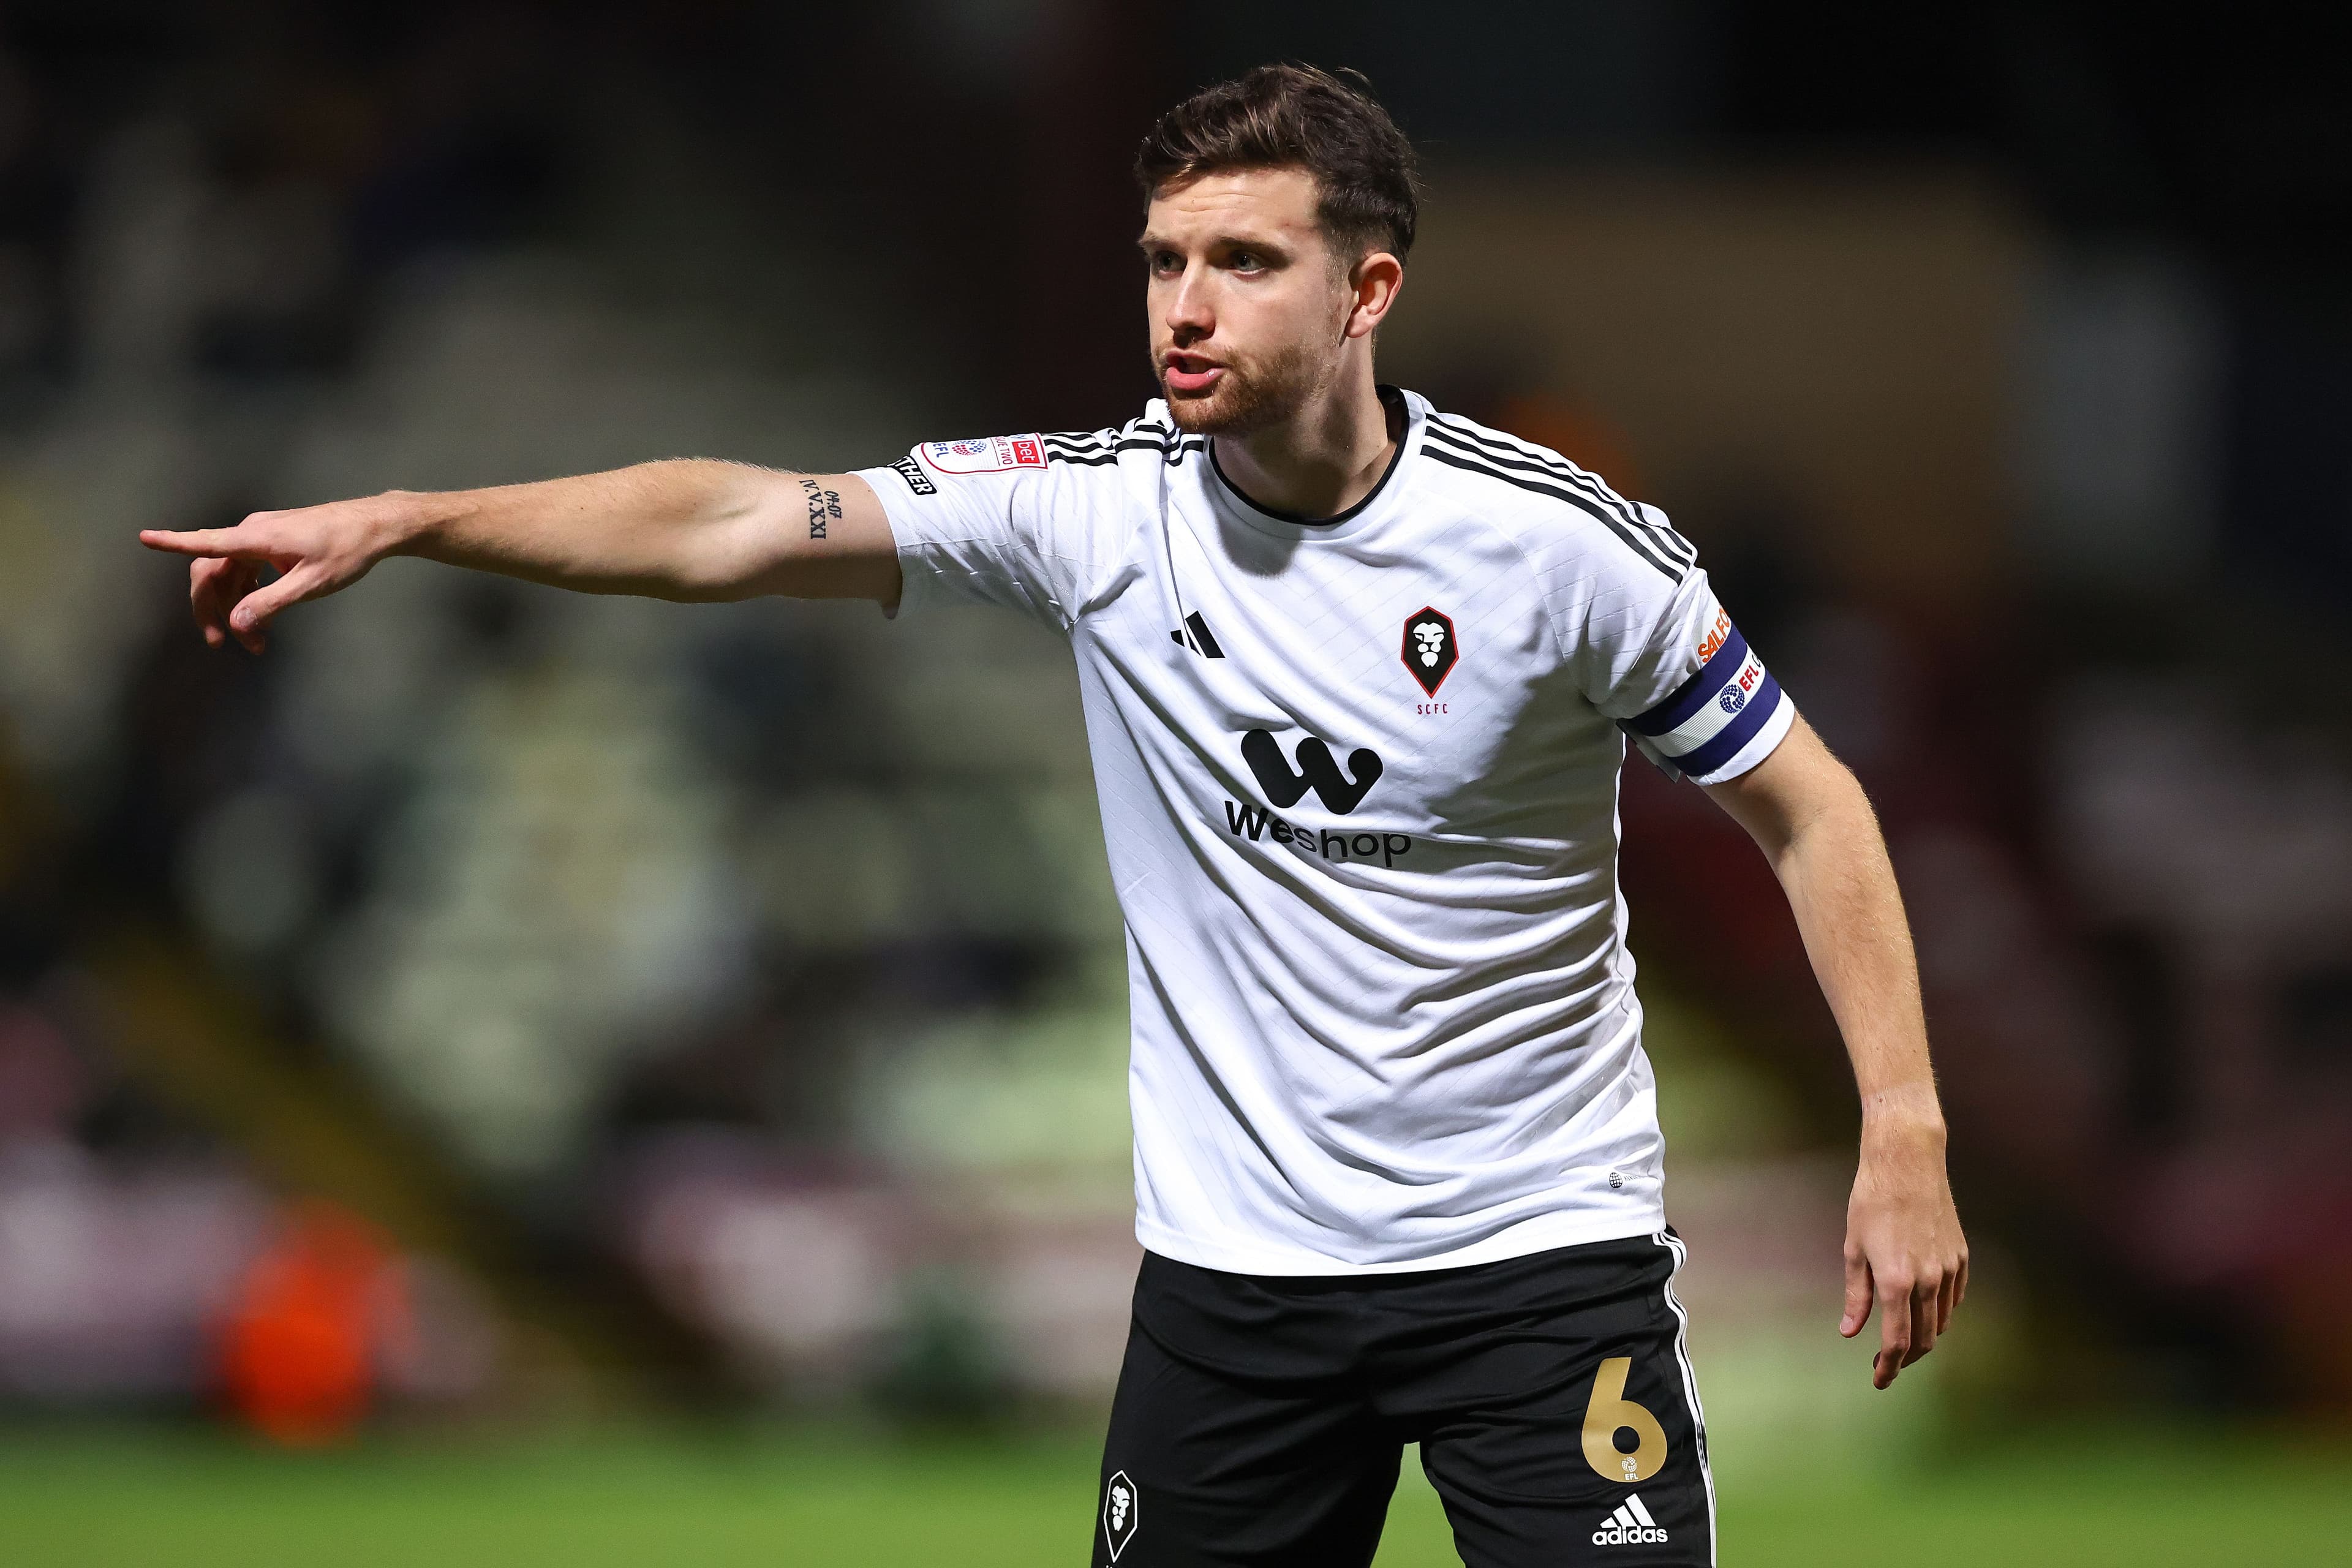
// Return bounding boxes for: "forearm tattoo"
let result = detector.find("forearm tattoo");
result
[799,477,842,540]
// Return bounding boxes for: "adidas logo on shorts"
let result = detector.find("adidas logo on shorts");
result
[1591,1491,1670,1546]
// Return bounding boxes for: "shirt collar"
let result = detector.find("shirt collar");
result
[1205,385,1424,543]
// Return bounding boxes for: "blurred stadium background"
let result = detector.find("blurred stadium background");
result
[1,2,2347,1562]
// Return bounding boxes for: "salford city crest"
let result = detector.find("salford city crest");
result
[1102,1469,1139,1561]
[1401,606,1458,696]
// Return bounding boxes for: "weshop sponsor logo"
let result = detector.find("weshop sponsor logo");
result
[1221,801,1414,867]
[1222,729,1412,867]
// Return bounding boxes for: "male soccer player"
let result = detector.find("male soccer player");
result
[143,63,1964,1568]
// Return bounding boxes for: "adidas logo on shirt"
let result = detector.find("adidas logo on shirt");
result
[1591,1493,1670,1546]
[1170,611,1224,657]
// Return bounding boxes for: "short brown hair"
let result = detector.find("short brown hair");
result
[1135,64,1420,263]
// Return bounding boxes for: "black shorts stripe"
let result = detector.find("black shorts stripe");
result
[1429,417,1696,567]
[1422,443,1686,583]
[1653,1231,1717,1562]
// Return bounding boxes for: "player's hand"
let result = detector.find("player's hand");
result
[1839,1098,1967,1389]
[139,494,418,654]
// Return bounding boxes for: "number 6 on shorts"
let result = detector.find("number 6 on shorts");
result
[1579,1355,1667,1483]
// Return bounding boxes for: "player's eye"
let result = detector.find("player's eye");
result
[1149,251,1182,276]
[1228,250,1261,272]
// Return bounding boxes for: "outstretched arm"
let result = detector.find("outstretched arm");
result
[138,461,901,653]
[1701,715,1968,1389]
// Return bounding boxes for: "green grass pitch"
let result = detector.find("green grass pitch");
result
[0,1422,2342,1566]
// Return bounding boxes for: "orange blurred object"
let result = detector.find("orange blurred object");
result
[217,1199,411,1446]
[1495,393,1644,496]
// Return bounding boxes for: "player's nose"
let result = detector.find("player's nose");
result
[1164,269,1215,333]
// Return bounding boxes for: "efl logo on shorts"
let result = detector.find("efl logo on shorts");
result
[918,434,1048,475]
[1102,1469,1139,1561]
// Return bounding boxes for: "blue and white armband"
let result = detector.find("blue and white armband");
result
[1624,620,1793,785]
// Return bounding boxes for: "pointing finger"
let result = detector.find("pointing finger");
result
[140,524,271,559]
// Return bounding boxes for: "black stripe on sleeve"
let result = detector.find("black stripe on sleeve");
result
[1039,429,1202,467]
[1123,421,1206,458]
[1429,417,1695,567]
[1632,502,1698,567]
[1117,435,1204,464]
[1422,444,1686,582]
[1042,430,1118,467]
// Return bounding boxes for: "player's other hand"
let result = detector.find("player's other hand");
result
[140,494,416,654]
[1839,1093,1967,1389]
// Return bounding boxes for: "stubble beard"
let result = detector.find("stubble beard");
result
[1156,337,1335,437]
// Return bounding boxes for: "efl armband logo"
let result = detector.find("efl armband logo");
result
[1717,655,1763,714]
[918,434,1048,475]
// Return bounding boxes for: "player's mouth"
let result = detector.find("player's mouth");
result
[1161,352,1224,396]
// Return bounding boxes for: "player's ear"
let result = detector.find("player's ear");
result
[1344,250,1404,341]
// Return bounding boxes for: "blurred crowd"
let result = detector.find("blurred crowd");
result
[0,2,2346,1433]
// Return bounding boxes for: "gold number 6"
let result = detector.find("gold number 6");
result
[1580,1355,1668,1483]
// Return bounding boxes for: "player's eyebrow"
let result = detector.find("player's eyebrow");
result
[1135,232,1294,261]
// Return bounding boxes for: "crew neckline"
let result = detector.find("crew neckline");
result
[1207,386,1419,541]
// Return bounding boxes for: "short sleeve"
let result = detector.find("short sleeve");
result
[854,433,1115,635]
[1568,503,1795,785]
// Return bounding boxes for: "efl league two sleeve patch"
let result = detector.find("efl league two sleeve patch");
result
[917,434,1049,475]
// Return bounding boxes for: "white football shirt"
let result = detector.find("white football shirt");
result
[855,389,1793,1274]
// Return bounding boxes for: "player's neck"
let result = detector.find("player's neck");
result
[1212,373,1398,522]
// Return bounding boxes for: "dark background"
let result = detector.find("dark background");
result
[0,6,2346,1549]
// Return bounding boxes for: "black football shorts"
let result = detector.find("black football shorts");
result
[1090,1231,1714,1567]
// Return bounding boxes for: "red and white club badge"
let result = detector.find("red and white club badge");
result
[1401,606,1458,695]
